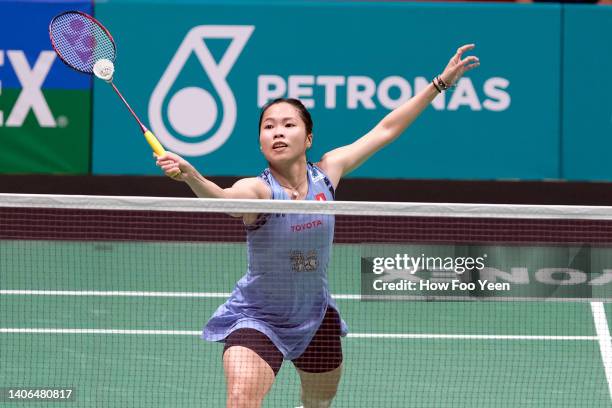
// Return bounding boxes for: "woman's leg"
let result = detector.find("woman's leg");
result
[296,364,342,408]
[223,346,275,408]
[293,308,344,407]
[223,329,283,408]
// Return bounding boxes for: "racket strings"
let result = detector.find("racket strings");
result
[50,12,116,74]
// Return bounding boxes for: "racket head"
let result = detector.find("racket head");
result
[49,10,116,74]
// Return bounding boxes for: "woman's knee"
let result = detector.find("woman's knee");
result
[299,364,343,403]
[224,346,276,407]
[227,384,266,408]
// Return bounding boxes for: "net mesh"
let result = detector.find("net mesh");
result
[1,194,611,407]
[49,12,116,74]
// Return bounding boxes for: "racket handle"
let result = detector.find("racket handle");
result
[144,130,181,178]
[144,130,166,156]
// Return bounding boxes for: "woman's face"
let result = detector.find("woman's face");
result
[259,102,312,165]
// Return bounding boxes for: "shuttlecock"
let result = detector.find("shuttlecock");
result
[93,58,115,82]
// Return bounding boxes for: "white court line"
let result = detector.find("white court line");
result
[0,290,232,298]
[591,302,612,402]
[0,290,384,299]
[347,333,597,340]
[0,328,598,341]
[0,290,354,299]
[0,328,201,335]
[1,290,610,303]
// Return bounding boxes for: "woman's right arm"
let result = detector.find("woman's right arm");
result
[156,152,269,200]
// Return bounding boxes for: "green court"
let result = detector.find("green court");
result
[1,240,611,407]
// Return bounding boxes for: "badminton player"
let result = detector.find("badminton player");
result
[156,44,479,408]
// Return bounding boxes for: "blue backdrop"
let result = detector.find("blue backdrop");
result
[92,1,563,179]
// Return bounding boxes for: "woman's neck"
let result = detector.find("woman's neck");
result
[269,160,308,188]
[269,160,308,199]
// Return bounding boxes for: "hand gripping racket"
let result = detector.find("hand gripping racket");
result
[49,11,179,175]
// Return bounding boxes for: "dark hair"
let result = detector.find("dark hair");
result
[258,98,313,135]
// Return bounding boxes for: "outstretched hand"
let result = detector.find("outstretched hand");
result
[155,151,191,181]
[440,44,480,87]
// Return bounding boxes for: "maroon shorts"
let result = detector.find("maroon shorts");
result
[223,307,343,376]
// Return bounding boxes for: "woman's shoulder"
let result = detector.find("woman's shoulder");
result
[311,161,339,192]
[312,158,341,191]
[232,177,271,200]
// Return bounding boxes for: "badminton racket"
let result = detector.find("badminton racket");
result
[49,10,179,175]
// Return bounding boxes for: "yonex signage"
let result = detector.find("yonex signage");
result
[0,51,57,128]
[0,1,92,174]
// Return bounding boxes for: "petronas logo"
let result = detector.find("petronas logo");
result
[148,26,254,156]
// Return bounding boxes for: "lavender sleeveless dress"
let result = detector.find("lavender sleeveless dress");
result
[202,163,348,359]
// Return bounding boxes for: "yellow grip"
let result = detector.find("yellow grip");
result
[144,129,180,177]
[144,130,166,156]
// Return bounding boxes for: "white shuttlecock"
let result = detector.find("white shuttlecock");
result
[93,58,115,82]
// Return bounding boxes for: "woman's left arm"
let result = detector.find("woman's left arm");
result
[318,44,479,187]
